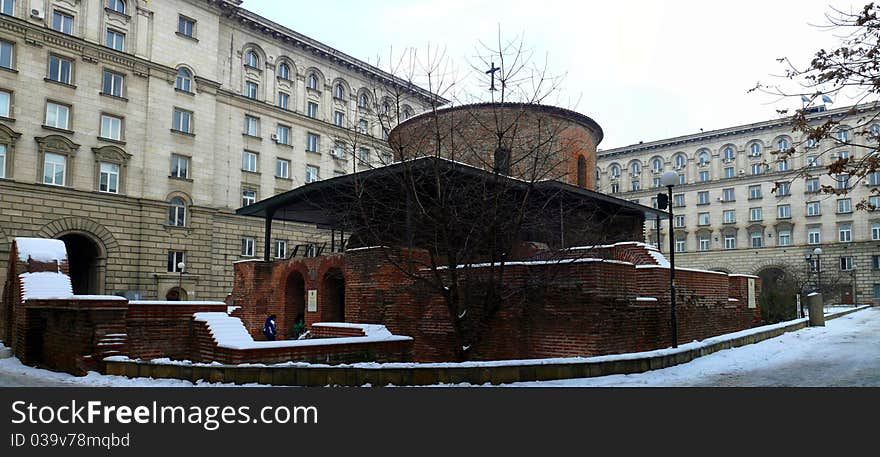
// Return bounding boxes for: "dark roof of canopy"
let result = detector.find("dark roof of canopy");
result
[235,156,665,225]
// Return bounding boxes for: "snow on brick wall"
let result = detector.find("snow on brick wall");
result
[19,272,73,300]
[15,238,68,264]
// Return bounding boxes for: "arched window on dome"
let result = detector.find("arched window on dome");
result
[175,68,192,92]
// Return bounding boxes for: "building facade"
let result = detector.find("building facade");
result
[596,104,880,305]
[0,0,437,302]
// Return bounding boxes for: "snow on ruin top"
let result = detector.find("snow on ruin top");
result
[19,271,73,300]
[15,238,67,264]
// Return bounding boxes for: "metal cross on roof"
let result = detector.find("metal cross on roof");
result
[486,62,500,91]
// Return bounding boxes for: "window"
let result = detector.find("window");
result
[806,201,821,216]
[837,129,850,142]
[305,165,319,183]
[777,204,791,219]
[277,63,290,80]
[777,159,790,172]
[99,114,122,140]
[0,89,9,117]
[610,183,619,194]
[723,210,736,224]
[98,162,119,193]
[276,158,290,179]
[0,144,5,178]
[48,55,73,85]
[698,150,710,165]
[673,194,685,207]
[333,111,344,127]
[722,188,735,202]
[750,231,763,248]
[102,70,124,97]
[631,162,642,175]
[836,174,850,190]
[806,138,818,149]
[105,29,125,51]
[241,189,256,206]
[724,167,734,179]
[724,234,736,250]
[45,102,70,130]
[808,227,821,245]
[170,154,189,179]
[750,143,761,156]
[776,182,791,196]
[650,197,658,209]
[778,230,791,246]
[357,118,368,134]
[610,165,620,178]
[873,222,880,240]
[175,68,192,92]
[674,154,686,169]
[307,74,319,90]
[837,198,852,214]
[52,11,74,35]
[172,108,192,133]
[777,138,789,151]
[748,185,762,199]
[167,251,185,273]
[168,197,186,226]
[678,173,686,185]
[178,15,195,38]
[750,163,763,175]
[307,101,318,118]
[651,158,662,172]
[871,196,880,211]
[306,133,319,152]
[277,92,289,109]
[241,237,255,257]
[244,81,258,99]
[244,115,259,137]
[697,191,709,205]
[839,224,852,243]
[334,84,345,99]
[242,150,258,172]
[107,0,125,14]
[0,40,12,69]
[631,180,640,191]
[245,51,259,68]
[652,177,661,188]
[274,240,287,259]
[840,256,854,271]
[699,170,709,182]
[868,171,880,186]
[357,147,370,165]
[698,212,710,226]
[807,155,820,167]
[275,124,290,145]
[1,0,12,16]
[333,141,346,159]
[723,147,735,161]
[42,152,66,186]
[750,207,763,221]
[675,236,686,253]
[698,234,711,251]
[806,177,820,193]
[876,284,880,299]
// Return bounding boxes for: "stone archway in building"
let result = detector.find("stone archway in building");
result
[284,271,306,338]
[322,268,345,322]
[756,266,799,324]
[58,233,104,295]
[165,287,188,301]
[37,217,118,296]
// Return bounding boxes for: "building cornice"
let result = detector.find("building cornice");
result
[598,103,880,159]
[208,0,447,107]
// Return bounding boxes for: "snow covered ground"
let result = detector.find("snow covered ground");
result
[0,307,877,387]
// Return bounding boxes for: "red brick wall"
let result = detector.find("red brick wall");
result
[126,303,227,361]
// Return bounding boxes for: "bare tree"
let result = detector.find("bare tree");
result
[751,3,880,209]
[308,36,641,361]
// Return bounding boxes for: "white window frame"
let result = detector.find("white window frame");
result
[777,204,791,219]
[244,80,258,99]
[839,225,852,243]
[170,154,189,179]
[750,208,762,221]
[305,165,319,183]
[242,150,258,173]
[42,152,66,186]
[277,92,289,109]
[275,124,290,145]
[241,189,256,207]
[167,251,185,273]
[806,201,821,217]
[724,234,736,250]
[778,230,791,246]
[102,70,124,97]
[241,237,255,257]
[0,89,10,118]
[172,108,192,133]
[808,228,821,245]
[178,15,196,38]
[307,101,318,118]
[275,158,290,179]
[244,115,259,137]
[168,197,186,226]
[98,161,119,193]
[100,114,123,141]
[306,133,319,152]
[52,10,74,35]
[105,29,125,52]
[45,102,70,130]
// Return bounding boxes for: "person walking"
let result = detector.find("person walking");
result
[263,314,277,341]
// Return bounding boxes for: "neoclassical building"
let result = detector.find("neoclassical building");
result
[596,104,880,305]
[0,0,437,301]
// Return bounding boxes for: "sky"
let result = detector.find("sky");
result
[241,0,863,149]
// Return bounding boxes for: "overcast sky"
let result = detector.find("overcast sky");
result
[243,0,861,149]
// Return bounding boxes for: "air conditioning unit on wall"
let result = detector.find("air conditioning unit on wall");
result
[30,9,44,19]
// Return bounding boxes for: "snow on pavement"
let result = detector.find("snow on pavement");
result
[507,307,880,387]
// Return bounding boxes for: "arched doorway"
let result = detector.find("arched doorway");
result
[165,287,188,301]
[757,267,798,324]
[322,268,345,322]
[58,233,104,295]
[284,271,306,338]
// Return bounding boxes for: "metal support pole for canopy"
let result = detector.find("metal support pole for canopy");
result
[264,207,275,262]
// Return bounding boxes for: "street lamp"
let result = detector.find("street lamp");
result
[177,261,186,291]
[812,247,822,294]
[661,170,679,348]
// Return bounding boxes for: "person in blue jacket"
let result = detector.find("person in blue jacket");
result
[263,314,277,341]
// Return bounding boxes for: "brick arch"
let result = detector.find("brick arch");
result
[751,261,793,277]
[36,217,119,255]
